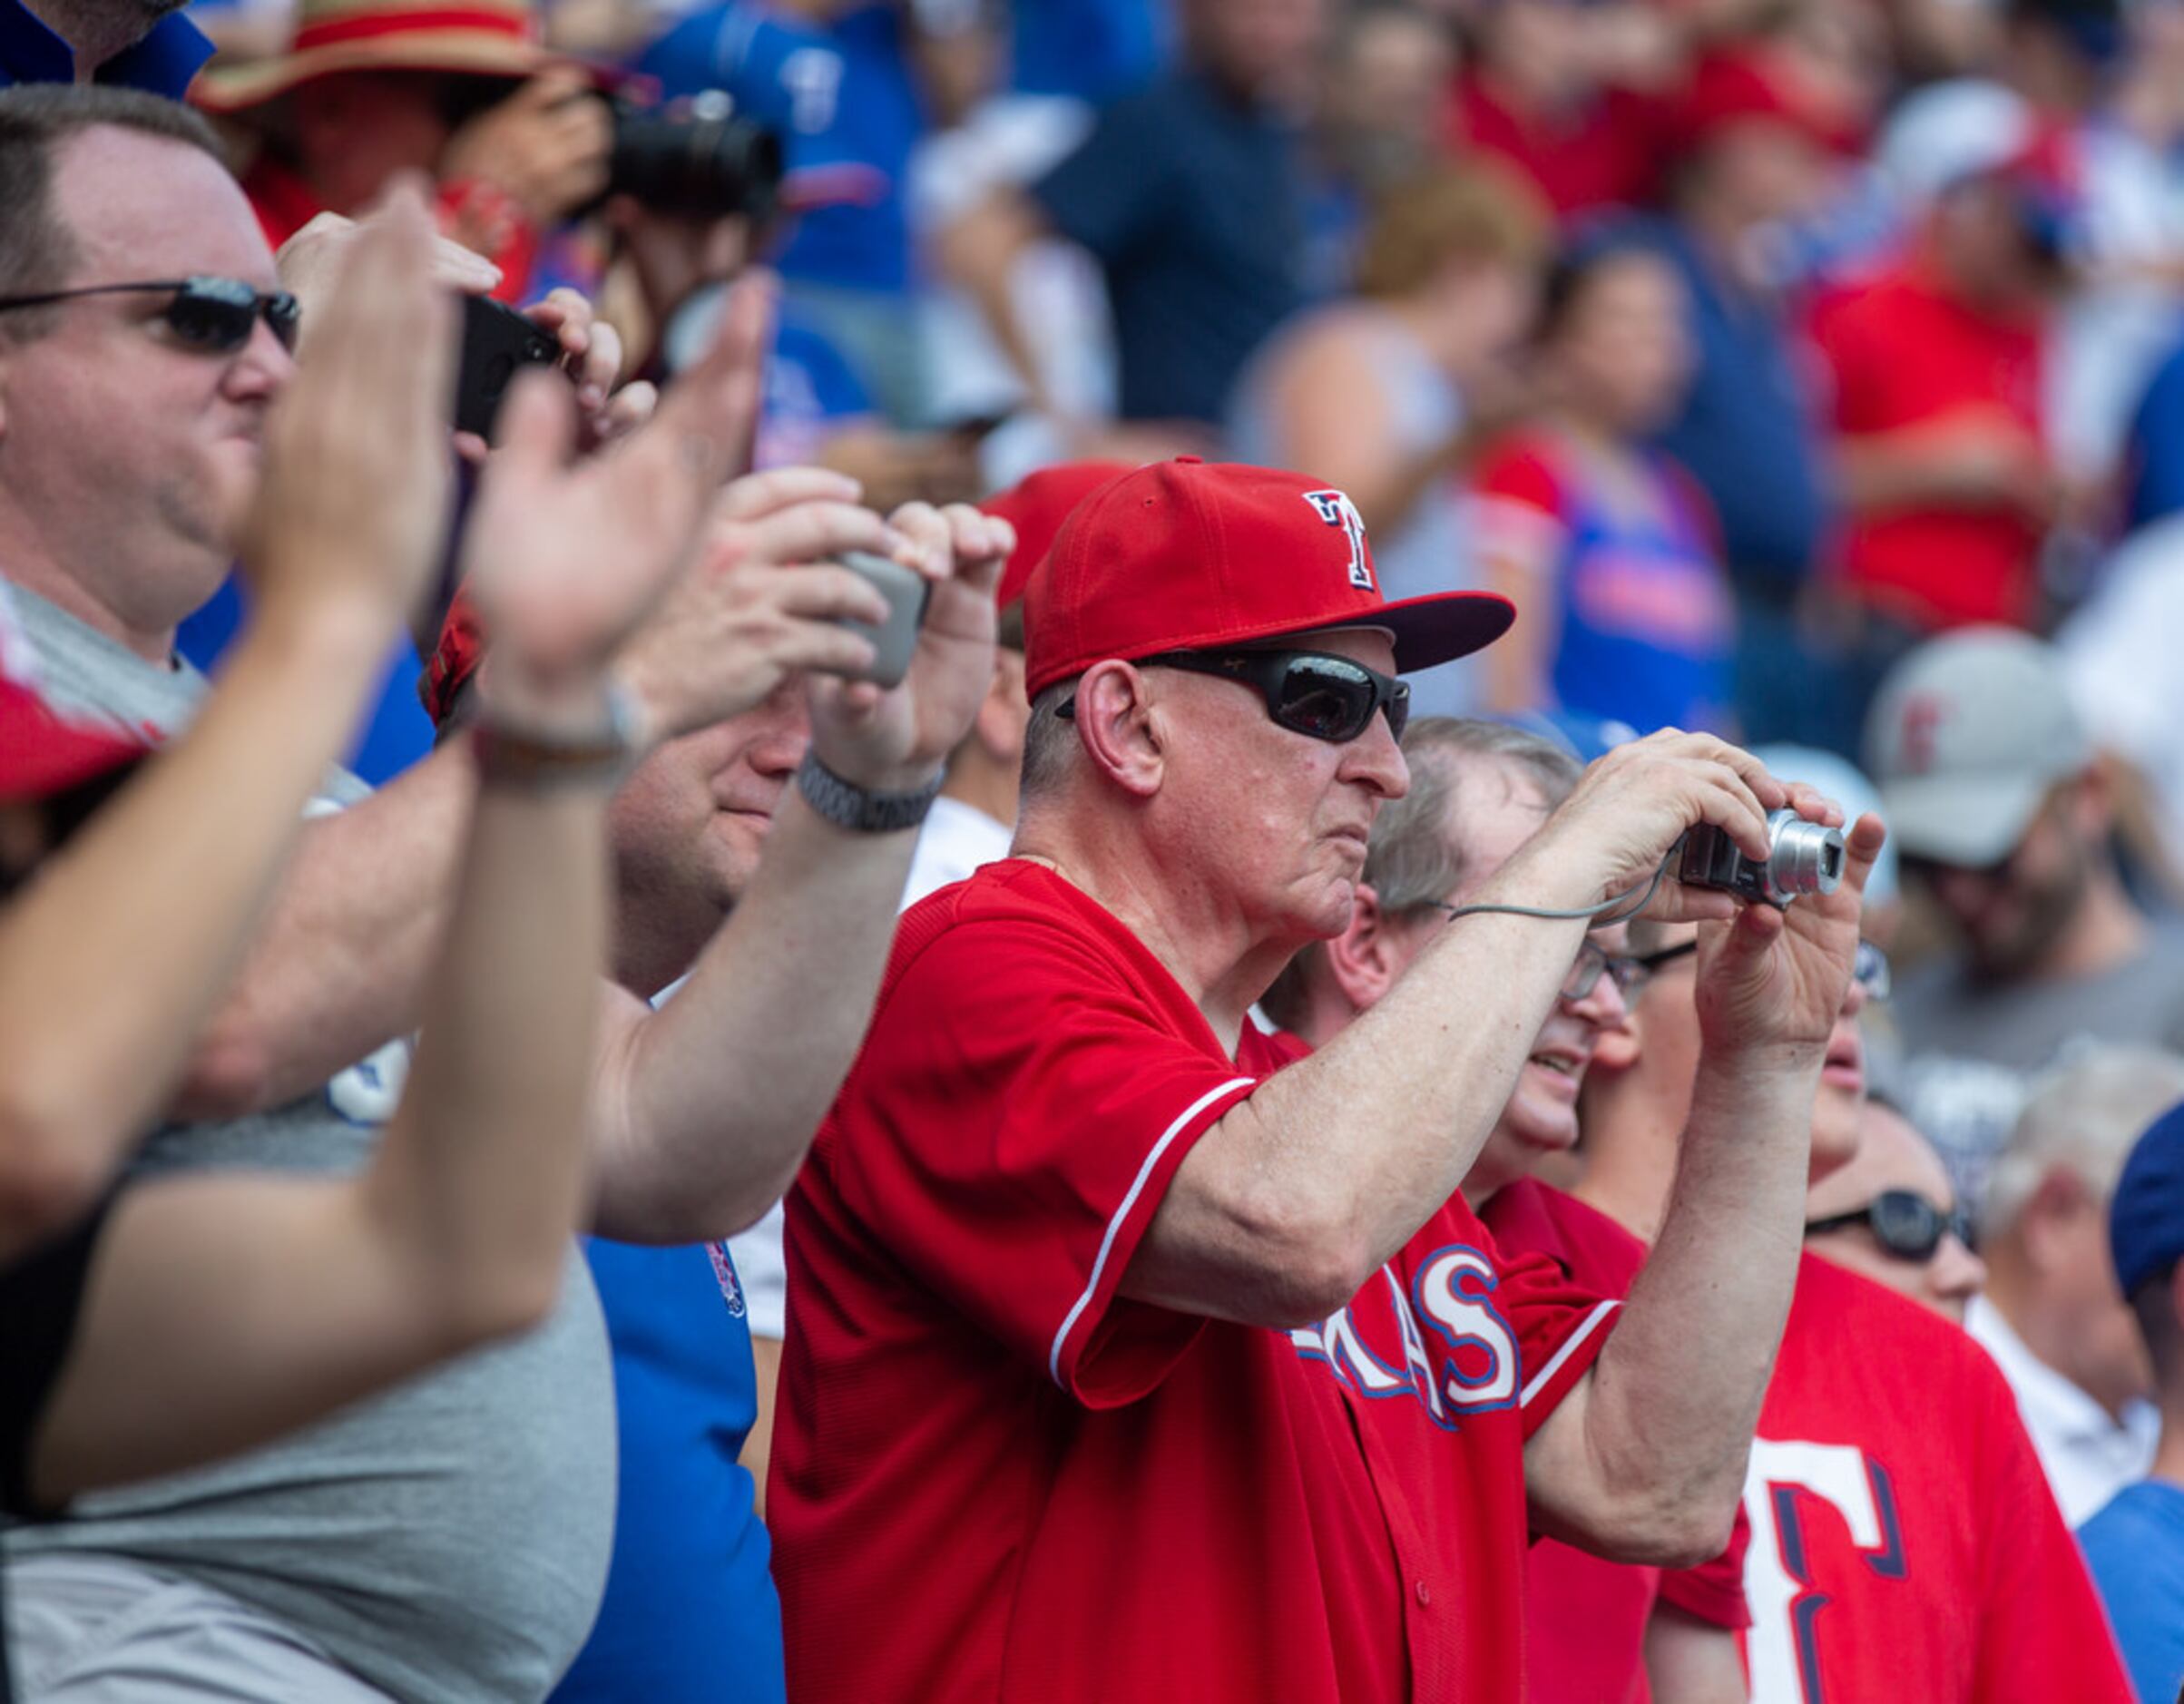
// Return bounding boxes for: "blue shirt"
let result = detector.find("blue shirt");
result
[1009,0,1163,103]
[550,1239,784,1704]
[2124,337,2184,534]
[1032,70,1311,424]
[639,2,924,297]
[0,0,211,93]
[177,582,436,788]
[1646,221,1830,592]
[756,312,875,466]
[2080,1479,2184,1704]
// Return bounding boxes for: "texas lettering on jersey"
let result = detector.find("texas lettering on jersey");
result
[1288,1243,1523,1428]
[1745,1439,1905,1704]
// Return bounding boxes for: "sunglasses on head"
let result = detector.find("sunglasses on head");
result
[1807,1188,1972,1262]
[1058,648,1410,745]
[0,276,301,354]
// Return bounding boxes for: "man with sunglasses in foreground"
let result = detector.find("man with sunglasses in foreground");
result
[1575,914,2130,1702]
[1258,716,1758,1704]
[769,456,1882,1703]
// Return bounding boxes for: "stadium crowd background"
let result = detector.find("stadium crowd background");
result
[13,0,2184,1697]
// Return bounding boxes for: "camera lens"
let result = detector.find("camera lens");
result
[1761,808,1847,903]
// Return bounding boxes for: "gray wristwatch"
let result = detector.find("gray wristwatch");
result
[795,750,945,834]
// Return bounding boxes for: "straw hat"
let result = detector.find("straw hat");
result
[191,0,558,114]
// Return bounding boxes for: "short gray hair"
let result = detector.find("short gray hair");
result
[1986,1045,2184,1232]
[0,87,228,336]
[1018,678,1080,799]
[1259,718,1582,1030]
[1361,718,1582,916]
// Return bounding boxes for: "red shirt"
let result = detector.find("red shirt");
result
[1445,74,1670,218]
[240,154,534,306]
[1743,1253,2130,1703]
[1482,1180,1752,1704]
[1807,268,2047,630]
[771,862,1621,1704]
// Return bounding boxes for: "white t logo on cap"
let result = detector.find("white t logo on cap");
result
[1303,490,1374,592]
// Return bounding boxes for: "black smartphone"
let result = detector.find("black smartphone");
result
[453,295,562,437]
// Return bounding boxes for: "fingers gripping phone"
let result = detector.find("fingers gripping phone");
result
[454,295,562,437]
[832,552,931,690]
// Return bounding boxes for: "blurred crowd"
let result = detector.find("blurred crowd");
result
[11,0,2184,1699]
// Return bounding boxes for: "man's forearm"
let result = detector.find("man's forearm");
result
[1130,844,1594,1327]
[587,791,920,1243]
[171,739,477,1119]
[1554,1049,1817,1547]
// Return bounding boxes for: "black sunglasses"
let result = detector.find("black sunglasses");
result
[1058,648,1410,745]
[1807,1189,1972,1261]
[0,276,300,354]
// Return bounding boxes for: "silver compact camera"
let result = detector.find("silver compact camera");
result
[1677,808,1846,908]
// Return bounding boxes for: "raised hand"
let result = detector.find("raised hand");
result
[1692,812,1888,1059]
[805,501,1014,791]
[458,271,770,699]
[615,466,934,741]
[236,179,455,631]
[1522,730,1810,924]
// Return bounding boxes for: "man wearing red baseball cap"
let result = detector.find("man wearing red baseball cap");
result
[770,457,1882,1703]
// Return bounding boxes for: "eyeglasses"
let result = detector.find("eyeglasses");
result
[0,276,300,354]
[1057,648,1410,745]
[1807,1189,1973,1261]
[1624,937,1892,1001]
[1433,920,1640,1003]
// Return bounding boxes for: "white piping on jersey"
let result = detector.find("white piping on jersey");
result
[1046,1076,1257,1390]
[1520,1298,1621,1408]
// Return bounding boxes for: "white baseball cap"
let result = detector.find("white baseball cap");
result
[1863,627,2091,868]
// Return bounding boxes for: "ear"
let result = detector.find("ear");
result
[2022,1167,2091,1268]
[2068,760,2115,838]
[974,649,1031,764]
[1323,884,1413,1011]
[1073,661,1164,798]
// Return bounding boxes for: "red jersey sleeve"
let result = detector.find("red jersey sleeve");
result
[1656,1504,1753,1630]
[825,903,1261,1410]
[1966,1350,2134,1701]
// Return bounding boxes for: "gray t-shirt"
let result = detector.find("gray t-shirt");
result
[3,588,617,1703]
[1890,922,2184,1228]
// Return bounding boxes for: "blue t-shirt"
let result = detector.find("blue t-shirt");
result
[2124,337,2184,534]
[177,582,436,788]
[550,1238,783,1704]
[1009,0,1164,103]
[1646,220,1829,592]
[2081,1479,2184,1704]
[0,0,210,92]
[757,312,876,466]
[639,2,924,297]
[1031,70,1311,424]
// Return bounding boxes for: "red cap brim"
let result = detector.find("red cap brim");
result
[1294,588,1517,674]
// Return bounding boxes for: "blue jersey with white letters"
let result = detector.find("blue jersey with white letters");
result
[637,1,924,295]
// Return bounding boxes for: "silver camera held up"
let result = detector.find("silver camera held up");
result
[1677,808,1846,909]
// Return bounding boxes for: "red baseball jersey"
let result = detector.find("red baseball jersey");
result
[1482,1179,1752,1704]
[1743,1252,2130,1703]
[770,861,1621,1704]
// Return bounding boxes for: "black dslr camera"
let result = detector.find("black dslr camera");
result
[601,92,786,225]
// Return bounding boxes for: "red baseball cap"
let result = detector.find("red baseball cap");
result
[1023,458,1513,699]
[0,677,143,802]
[982,460,1132,612]
[1674,51,1845,155]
